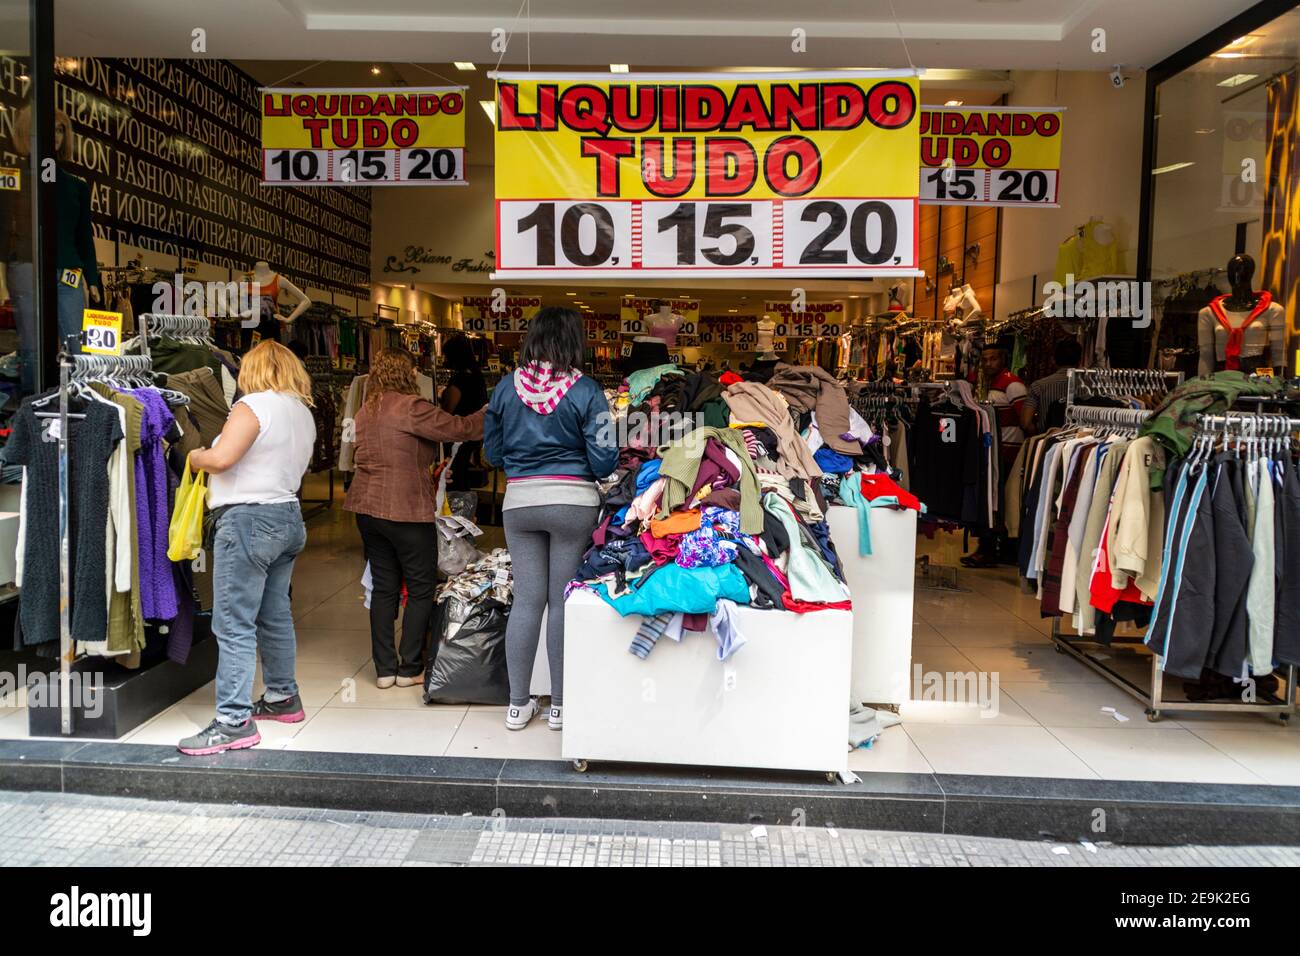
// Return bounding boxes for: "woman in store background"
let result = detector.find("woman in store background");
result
[178,341,316,756]
[344,348,485,690]
[484,307,618,732]
[439,332,488,492]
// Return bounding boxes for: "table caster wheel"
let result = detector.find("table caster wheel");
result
[1145,709,1161,722]
[572,759,589,773]
[825,771,838,783]
[1280,713,1291,724]
[1053,643,1066,654]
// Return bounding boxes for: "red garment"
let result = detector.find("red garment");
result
[719,371,743,387]
[1208,292,1272,370]
[681,613,708,632]
[859,473,923,512]
[781,592,853,613]
[1087,522,1149,615]
[640,531,679,565]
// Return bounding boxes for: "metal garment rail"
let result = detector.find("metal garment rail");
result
[1048,405,1297,723]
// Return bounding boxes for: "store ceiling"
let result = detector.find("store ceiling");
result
[54,0,1265,71]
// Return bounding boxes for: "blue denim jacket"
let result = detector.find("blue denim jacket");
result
[483,374,618,480]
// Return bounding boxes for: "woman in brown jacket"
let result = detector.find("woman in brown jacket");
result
[344,349,485,688]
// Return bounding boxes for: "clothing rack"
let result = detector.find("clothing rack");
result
[36,350,160,734]
[1065,367,1182,409]
[1050,404,1297,723]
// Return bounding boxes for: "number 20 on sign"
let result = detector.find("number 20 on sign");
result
[81,310,124,356]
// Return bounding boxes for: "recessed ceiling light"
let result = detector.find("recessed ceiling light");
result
[1152,161,1195,175]
[1194,128,1216,135]
[944,99,963,107]
[1217,74,1258,87]
[479,100,497,125]
[727,308,738,313]
[565,291,577,296]
[610,64,629,73]
[454,62,476,71]
[370,65,382,76]
[1213,52,1249,59]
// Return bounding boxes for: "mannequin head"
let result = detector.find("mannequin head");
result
[1227,254,1256,294]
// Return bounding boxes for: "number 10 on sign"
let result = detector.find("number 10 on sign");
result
[495,199,918,278]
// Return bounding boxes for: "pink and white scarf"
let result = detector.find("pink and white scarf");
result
[514,361,581,415]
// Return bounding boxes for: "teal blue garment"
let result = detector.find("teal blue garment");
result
[763,492,849,603]
[591,562,751,617]
[627,364,684,405]
[836,475,926,557]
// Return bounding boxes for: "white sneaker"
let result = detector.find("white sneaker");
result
[505,699,539,731]
[547,706,563,731]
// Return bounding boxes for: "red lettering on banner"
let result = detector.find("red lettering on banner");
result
[642,138,696,196]
[705,138,757,195]
[581,138,636,195]
[764,136,820,196]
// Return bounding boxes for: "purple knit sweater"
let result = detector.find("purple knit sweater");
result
[131,388,179,621]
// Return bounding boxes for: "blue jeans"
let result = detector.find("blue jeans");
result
[212,502,307,724]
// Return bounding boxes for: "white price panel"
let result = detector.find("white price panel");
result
[699,329,736,346]
[397,147,465,184]
[621,316,645,335]
[463,316,489,332]
[920,167,1058,207]
[599,327,621,342]
[513,314,531,333]
[772,337,787,352]
[263,149,331,184]
[498,200,633,272]
[640,201,773,270]
[774,321,816,338]
[781,198,917,272]
[678,320,697,336]
[737,329,758,348]
[263,148,466,186]
[488,315,513,333]
[822,323,842,336]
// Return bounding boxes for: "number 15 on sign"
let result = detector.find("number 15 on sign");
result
[496,199,918,278]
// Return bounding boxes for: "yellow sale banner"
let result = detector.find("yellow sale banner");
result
[762,300,845,337]
[493,70,922,279]
[462,295,541,333]
[919,106,1063,207]
[260,87,467,186]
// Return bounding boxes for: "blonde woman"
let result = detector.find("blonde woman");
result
[344,348,484,688]
[179,341,316,755]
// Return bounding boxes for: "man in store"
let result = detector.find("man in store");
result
[1019,339,1083,436]
[961,341,1028,568]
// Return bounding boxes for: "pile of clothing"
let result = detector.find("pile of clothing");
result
[572,363,863,663]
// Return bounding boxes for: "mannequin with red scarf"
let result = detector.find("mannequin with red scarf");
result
[1198,254,1285,377]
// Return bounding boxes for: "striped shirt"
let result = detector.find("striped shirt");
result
[1026,367,1072,433]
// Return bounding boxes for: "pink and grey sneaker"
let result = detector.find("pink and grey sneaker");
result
[177,719,261,756]
[252,694,306,723]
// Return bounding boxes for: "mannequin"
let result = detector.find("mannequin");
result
[1197,254,1285,377]
[244,260,311,345]
[755,317,776,356]
[647,301,683,347]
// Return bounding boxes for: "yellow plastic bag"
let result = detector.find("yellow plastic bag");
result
[167,454,208,562]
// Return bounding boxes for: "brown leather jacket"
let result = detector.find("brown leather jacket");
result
[343,391,485,522]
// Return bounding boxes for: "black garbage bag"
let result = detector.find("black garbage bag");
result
[423,596,511,705]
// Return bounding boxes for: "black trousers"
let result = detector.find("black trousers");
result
[356,514,438,678]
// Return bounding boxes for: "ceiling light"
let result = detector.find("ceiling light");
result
[1213,52,1249,59]
[566,291,577,296]
[610,64,629,73]
[944,99,963,107]
[727,308,738,313]
[1217,74,1258,88]
[1152,161,1195,176]
[479,100,496,125]
[454,62,476,71]
[370,65,382,76]
[1194,128,1216,135]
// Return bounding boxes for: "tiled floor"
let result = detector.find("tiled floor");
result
[1,492,1295,785]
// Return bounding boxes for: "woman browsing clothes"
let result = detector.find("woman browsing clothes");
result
[344,348,485,689]
[178,341,316,756]
[484,307,618,732]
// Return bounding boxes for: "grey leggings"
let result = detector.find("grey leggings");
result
[503,504,600,706]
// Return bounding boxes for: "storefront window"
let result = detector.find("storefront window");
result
[0,0,35,404]
[1148,9,1300,375]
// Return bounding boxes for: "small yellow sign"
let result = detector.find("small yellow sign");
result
[0,167,20,191]
[81,310,124,356]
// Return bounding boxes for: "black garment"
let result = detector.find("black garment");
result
[446,368,488,491]
[760,507,790,558]
[1208,455,1253,676]
[3,397,122,648]
[909,400,981,524]
[1276,455,1300,666]
[732,545,785,609]
[356,514,438,678]
[1160,460,1218,680]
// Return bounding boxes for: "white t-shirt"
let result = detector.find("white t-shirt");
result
[208,391,316,507]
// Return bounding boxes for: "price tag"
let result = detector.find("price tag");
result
[1255,367,1275,378]
[772,337,787,352]
[0,167,20,191]
[920,167,1058,207]
[251,331,263,346]
[669,351,685,366]
[621,343,633,358]
[487,356,501,373]
[60,268,82,289]
[81,309,123,356]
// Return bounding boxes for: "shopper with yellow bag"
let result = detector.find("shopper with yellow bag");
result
[167,454,208,562]
[177,341,316,756]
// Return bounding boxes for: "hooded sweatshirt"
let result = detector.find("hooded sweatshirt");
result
[484,362,618,510]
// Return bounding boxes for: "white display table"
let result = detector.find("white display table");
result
[562,589,851,776]
[825,505,916,707]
